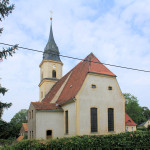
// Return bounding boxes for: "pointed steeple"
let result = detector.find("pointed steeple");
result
[43,18,61,62]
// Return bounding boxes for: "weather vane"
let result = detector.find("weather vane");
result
[50,10,53,20]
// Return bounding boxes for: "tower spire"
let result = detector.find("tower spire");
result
[43,15,61,62]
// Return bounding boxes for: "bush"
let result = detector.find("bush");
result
[148,125,150,131]
[1,131,150,150]
[137,126,147,131]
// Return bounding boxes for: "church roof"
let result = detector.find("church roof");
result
[22,123,28,132]
[42,53,116,105]
[31,102,63,111]
[125,113,137,126]
[43,20,61,62]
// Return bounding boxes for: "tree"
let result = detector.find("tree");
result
[124,93,148,125]
[10,109,28,125]
[0,0,18,60]
[0,86,12,119]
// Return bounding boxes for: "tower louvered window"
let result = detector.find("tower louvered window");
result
[91,108,98,132]
[65,111,68,134]
[108,108,114,131]
[52,70,56,78]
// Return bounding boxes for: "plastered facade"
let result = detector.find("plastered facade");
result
[76,73,125,135]
[126,126,136,132]
[28,104,36,139]
[62,102,76,137]
[29,73,125,139]
[36,111,64,139]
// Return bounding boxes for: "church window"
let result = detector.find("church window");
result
[30,131,31,139]
[91,108,98,132]
[65,110,68,134]
[46,130,52,139]
[32,131,33,138]
[108,86,112,90]
[32,110,33,119]
[108,108,114,132]
[52,70,56,78]
[91,84,96,88]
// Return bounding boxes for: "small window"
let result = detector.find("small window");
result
[91,84,96,89]
[32,110,33,119]
[32,131,33,138]
[65,111,68,134]
[128,120,131,122]
[47,130,52,139]
[132,127,133,131]
[108,86,112,90]
[52,70,56,78]
[30,131,31,139]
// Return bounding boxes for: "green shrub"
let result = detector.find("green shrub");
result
[147,125,150,131]
[1,131,150,150]
[137,126,147,131]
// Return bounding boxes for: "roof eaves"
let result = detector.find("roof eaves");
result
[36,109,63,112]
[59,97,76,106]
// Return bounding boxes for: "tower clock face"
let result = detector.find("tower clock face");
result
[53,65,56,69]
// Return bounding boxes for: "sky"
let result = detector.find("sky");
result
[0,0,150,122]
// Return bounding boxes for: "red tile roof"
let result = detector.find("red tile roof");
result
[22,123,28,132]
[16,136,24,141]
[125,113,137,126]
[31,102,63,111]
[42,53,116,105]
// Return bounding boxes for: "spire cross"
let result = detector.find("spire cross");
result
[50,10,53,20]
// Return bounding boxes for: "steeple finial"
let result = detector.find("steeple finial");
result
[43,13,61,62]
[50,10,53,21]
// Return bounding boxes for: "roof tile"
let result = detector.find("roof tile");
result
[125,113,137,126]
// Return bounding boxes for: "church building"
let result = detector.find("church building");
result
[28,18,125,139]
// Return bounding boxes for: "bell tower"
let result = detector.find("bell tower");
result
[39,17,63,101]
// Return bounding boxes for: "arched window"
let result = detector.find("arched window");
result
[91,108,97,132]
[52,70,56,78]
[108,108,114,131]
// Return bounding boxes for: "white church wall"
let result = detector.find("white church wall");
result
[62,101,76,137]
[36,111,64,139]
[77,73,125,135]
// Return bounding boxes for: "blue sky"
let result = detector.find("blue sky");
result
[0,0,150,122]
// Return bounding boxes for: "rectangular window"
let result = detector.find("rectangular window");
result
[30,131,31,139]
[91,108,98,132]
[32,110,33,119]
[65,111,68,134]
[32,131,33,138]
[108,108,114,132]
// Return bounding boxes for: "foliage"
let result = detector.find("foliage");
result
[0,0,18,60]
[0,120,18,139]
[0,139,15,147]
[137,126,147,131]
[124,93,150,125]
[10,109,27,125]
[1,131,150,150]
[0,87,12,119]
[0,109,27,139]
[147,125,150,131]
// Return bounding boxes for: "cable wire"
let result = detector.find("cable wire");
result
[0,42,150,73]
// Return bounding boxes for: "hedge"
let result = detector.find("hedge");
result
[1,131,150,150]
